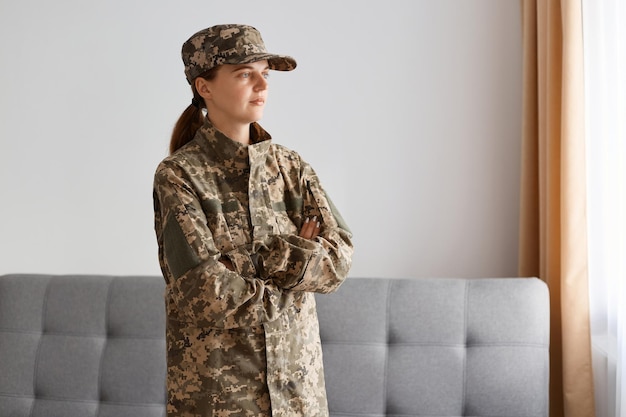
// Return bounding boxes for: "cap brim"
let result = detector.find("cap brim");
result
[240,53,297,71]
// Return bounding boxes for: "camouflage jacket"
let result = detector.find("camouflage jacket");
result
[153,119,353,416]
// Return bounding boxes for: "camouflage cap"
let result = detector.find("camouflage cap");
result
[182,24,297,84]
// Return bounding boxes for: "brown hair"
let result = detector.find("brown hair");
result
[169,68,218,154]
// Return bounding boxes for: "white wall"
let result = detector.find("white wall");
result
[0,0,522,278]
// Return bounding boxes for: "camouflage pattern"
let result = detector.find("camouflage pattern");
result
[182,24,297,84]
[153,119,353,416]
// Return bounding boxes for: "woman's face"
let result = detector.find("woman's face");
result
[199,60,270,130]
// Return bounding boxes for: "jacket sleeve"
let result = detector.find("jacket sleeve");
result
[253,160,354,294]
[153,162,295,330]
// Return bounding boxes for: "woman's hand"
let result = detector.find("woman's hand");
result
[299,216,321,240]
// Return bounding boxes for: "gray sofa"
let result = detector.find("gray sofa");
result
[0,274,549,417]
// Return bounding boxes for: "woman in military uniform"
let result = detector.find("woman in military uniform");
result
[153,24,353,416]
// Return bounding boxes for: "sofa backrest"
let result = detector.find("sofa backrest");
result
[0,275,166,417]
[0,275,549,417]
[315,277,550,417]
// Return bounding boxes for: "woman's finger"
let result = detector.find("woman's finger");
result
[300,216,320,239]
[310,219,321,239]
[299,217,313,239]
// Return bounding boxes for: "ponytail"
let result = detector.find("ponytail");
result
[169,98,204,154]
[169,68,218,154]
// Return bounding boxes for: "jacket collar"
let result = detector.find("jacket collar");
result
[194,118,272,166]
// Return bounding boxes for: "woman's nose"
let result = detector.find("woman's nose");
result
[255,74,268,90]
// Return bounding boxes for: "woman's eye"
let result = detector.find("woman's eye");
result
[238,71,269,80]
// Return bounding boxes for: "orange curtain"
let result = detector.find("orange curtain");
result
[519,1,595,416]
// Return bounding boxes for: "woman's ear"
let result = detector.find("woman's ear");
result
[195,77,212,101]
